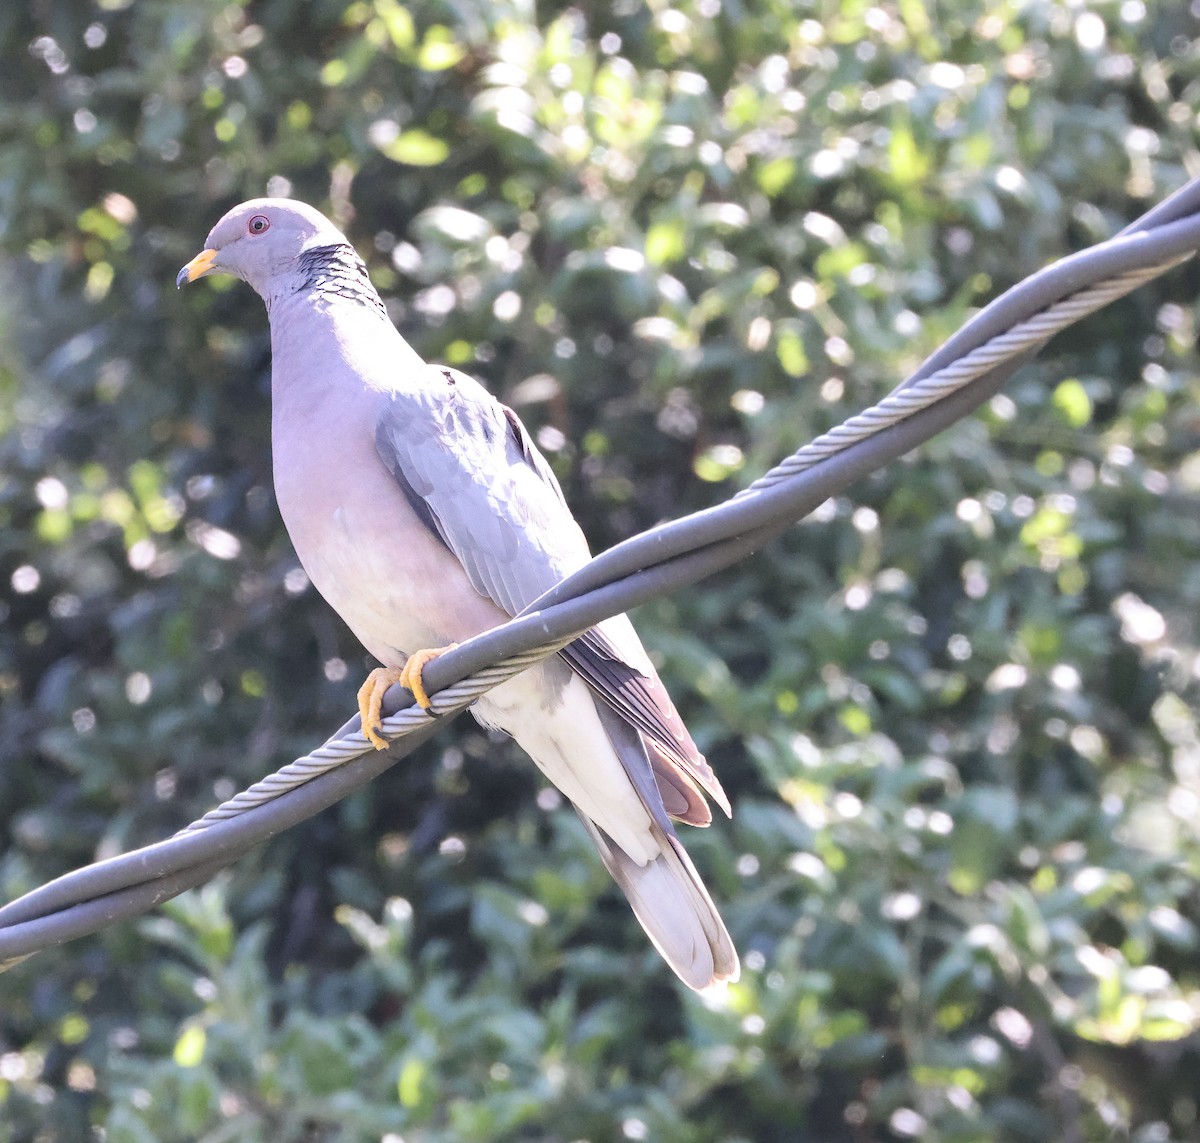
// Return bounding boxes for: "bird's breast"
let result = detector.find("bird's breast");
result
[270,372,508,664]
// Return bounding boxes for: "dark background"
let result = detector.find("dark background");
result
[1,1,1199,1140]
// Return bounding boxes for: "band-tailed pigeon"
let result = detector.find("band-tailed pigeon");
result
[178,199,738,990]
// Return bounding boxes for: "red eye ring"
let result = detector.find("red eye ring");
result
[248,215,270,234]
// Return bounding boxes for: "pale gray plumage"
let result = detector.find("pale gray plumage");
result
[178,198,739,990]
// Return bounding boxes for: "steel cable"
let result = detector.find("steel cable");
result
[2,182,1199,971]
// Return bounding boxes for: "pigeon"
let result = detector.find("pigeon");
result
[178,198,738,989]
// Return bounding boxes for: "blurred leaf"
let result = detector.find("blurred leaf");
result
[378,129,452,166]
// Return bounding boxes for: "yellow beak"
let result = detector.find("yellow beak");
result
[176,248,219,288]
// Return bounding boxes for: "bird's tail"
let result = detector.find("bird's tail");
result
[576,811,740,991]
[578,699,739,991]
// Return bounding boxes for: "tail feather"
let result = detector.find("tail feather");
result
[577,812,739,990]
[583,700,740,991]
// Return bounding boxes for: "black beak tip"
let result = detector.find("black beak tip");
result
[175,267,190,290]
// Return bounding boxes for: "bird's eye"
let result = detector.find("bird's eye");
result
[248,215,270,234]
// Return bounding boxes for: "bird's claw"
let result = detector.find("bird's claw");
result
[355,645,458,749]
[398,644,457,712]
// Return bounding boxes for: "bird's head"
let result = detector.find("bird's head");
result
[176,198,349,298]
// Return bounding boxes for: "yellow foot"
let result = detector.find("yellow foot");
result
[398,644,457,711]
[355,645,458,750]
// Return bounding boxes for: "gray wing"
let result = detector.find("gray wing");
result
[374,366,583,613]
[374,365,728,824]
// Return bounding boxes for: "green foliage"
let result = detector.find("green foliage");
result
[2,0,1200,1140]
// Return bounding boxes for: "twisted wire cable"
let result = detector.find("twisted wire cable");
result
[175,640,570,832]
[2,193,1199,970]
[743,259,1182,495]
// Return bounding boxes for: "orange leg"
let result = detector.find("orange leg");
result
[355,645,458,750]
